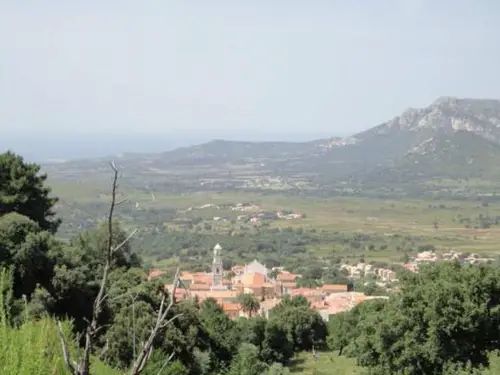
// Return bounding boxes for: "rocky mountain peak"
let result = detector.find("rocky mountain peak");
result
[373,97,500,142]
[431,96,461,106]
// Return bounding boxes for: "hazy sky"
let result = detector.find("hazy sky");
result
[2,0,500,139]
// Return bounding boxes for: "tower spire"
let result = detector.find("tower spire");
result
[212,243,224,289]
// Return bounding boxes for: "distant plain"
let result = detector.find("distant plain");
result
[50,180,500,264]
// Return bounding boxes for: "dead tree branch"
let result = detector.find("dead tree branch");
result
[57,161,181,375]
[156,352,175,375]
[129,268,182,375]
[57,321,77,373]
[128,291,141,359]
[57,161,137,375]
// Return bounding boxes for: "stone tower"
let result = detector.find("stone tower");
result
[212,243,224,289]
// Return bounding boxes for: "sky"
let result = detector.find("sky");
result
[2,0,500,158]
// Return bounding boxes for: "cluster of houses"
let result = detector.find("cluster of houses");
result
[189,202,303,225]
[402,249,497,273]
[149,244,387,322]
[234,210,302,225]
[340,263,398,282]
[148,245,500,321]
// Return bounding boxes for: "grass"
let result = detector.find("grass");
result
[0,269,122,375]
[290,352,361,375]
[290,351,500,375]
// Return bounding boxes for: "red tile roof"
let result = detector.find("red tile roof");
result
[193,274,212,284]
[321,284,347,293]
[321,292,389,315]
[148,269,166,281]
[190,283,211,291]
[208,290,238,299]
[311,300,328,310]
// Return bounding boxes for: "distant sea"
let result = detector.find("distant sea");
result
[2,133,201,163]
[2,131,340,163]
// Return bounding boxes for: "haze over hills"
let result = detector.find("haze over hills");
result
[44,97,500,197]
[3,131,339,163]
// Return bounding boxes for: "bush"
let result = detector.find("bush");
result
[0,268,121,375]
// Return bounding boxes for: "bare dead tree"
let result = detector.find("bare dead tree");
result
[57,162,137,375]
[128,268,182,375]
[57,162,183,375]
[129,291,140,359]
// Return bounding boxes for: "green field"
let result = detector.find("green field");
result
[50,181,500,261]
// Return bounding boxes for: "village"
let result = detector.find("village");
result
[149,243,388,322]
[148,244,498,322]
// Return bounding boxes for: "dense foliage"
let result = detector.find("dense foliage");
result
[0,151,60,233]
[328,262,500,374]
[0,269,121,375]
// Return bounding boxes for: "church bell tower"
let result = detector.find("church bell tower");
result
[212,243,224,289]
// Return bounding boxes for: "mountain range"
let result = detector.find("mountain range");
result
[44,97,500,196]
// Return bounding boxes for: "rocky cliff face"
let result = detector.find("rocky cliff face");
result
[314,97,500,184]
[374,97,500,141]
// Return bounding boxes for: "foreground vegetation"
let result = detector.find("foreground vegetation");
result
[4,150,500,374]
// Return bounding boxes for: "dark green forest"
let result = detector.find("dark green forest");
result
[2,151,500,375]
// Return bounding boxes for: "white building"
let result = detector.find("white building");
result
[244,259,268,278]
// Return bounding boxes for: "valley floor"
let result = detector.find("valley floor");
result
[50,182,500,262]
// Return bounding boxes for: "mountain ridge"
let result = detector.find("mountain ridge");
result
[44,97,500,196]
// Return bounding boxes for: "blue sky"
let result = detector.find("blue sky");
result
[2,0,500,140]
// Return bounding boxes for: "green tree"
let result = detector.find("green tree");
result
[271,296,327,351]
[49,223,143,333]
[355,262,500,375]
[237,293,261,318]
[162,300,220,374]
[234,316,267,350]
[273,295,309,312]
[261,318,294,365]
[327,298,386,356]
[322,268,350,285]
[300,265,323,280]
[0,151,60,233]
[266,362,290,375]
[227,343,267,375]
[160,360,188,375]
[70,221,141,271]
[103,271,158,369]
[357,281,388,296]
[269,269,280,280]
[192,347,212,375]
[199,298,237,369]
[0,213,60,305]
[295,278,320,288]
